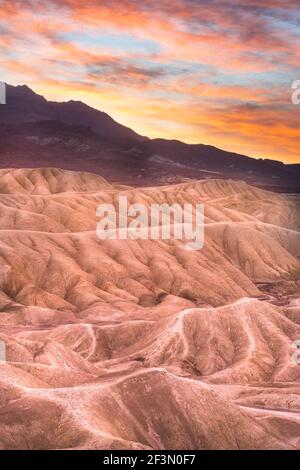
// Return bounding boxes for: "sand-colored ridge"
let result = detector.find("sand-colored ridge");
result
[0,168,299,449]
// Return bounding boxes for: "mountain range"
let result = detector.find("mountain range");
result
[0,84,299,191]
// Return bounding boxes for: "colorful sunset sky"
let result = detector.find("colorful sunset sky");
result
[0,0,299,162]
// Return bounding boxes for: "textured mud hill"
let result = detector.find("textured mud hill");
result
[0,168,299,450]
[0,368,293,450]
[0,168,112,195]
[1,84,300,192]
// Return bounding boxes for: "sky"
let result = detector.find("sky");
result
[0,0,299,163]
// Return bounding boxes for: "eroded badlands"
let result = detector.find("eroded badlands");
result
[0,168,299,449]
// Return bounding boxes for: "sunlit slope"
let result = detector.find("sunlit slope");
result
[0,168,299,450]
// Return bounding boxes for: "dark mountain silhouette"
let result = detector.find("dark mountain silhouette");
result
[0,84,299,191]
[0,84,143,141]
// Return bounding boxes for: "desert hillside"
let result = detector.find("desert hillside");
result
[0,168,299,450]
[1,85,299,192]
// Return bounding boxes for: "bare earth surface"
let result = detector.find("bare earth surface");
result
[0,167,299,450]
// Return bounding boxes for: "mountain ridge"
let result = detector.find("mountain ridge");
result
[0,83,299,192]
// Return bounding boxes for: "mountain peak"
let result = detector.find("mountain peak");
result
[0,83,299,192]
[6,83,46,99]
[0,83,142,141]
